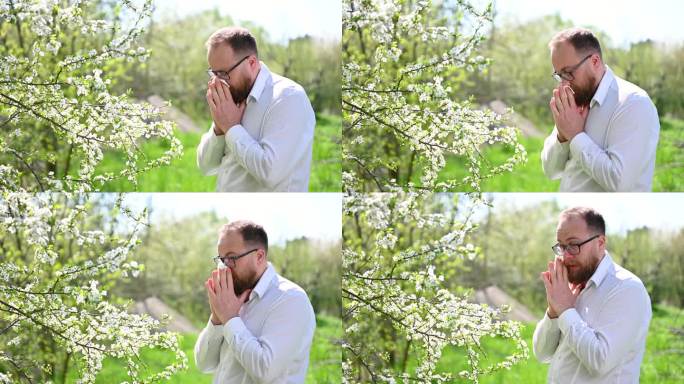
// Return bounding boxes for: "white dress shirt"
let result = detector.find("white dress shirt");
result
[197,63,315,192]
[194,263,316,384]
[533,252,652,383]
[541,66,660,191]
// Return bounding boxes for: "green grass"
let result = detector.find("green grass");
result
[438,117,683,192]
[413,304,684,383]
[64,314,341,383]
[96,113,341,192]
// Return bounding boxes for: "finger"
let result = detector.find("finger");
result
[580,105,589,119]
[238,289,251,304]
[561,261,568,283]
[554,88,565,113]
[208,277,216,292]
[549,96,560,118]
[221,81,235,105]
[542,273,551,292]
[206,89,216,109]
[211,82,224,105]
[205,280,217,299]
[565,86,576,109]
[219,267,227,292]
[548,260,556,283]
[226,267,235,294]
[214,269,224,293]
[554,258,562,282]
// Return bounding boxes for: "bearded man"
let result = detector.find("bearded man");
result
[194,220,316,383]
[533,207,651,383]
[197,27,315,192]
[541,28,660,191]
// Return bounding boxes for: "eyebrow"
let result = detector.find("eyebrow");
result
[209,67,231,72]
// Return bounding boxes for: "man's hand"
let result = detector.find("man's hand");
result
[205,267,251,325]
[540,258,579,318]
[549,85,589,142]
[206,77,246,136]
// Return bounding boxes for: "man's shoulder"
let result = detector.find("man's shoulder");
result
[274,273,310,299]
[612,73,656,110]
[609,261,648,295]
[269,72,308,99]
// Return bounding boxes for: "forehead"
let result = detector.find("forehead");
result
[550,41,580,70]
[207,43,236,68]
[556,214,589,239]
[218,229,244,253]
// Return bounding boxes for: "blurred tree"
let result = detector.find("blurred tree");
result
[0,193,186,383]
[0,0,182,192]
[343,192,528,382]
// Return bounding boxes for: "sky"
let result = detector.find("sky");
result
[479,193,684,234]
[490,0,684,47]
[153,0,341,43]
[121,193,342,245]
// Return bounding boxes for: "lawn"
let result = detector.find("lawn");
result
[405,304,684,383]
[95,114,341,192]
[437,117,684,192]
[64,314,341,383]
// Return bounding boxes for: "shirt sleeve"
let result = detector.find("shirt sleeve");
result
[556,281,652,376]
[194,317,226,373]
[568,95,660,191]
[224,90,315,190]
[540,126,571,180]
[196,122,226,176]
[220,291,316,382]
[532,311,562,363]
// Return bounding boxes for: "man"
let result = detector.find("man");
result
[194,220,316,383]
[541,28,660,191]
[197,27,315,192]
[533,207,652,383]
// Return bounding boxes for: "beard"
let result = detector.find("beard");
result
[570,73,598,107]
[565,253,600,284]
[231,268,258,296]
[229,74,252,105]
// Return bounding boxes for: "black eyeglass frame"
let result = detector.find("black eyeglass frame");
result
[552,53,594,82]
[213,248,259,267]
[207,55,251,81]
[551,234,600,257]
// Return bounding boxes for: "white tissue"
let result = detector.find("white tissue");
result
[217,259,227,270]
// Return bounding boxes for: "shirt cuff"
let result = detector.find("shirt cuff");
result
[558,308,582,334]
[204,317,226,341]
[225,124,250,144]
[205,124,226,147]
[568,132,594,158]
[222,316,249,347]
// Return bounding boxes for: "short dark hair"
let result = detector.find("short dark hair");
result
[206,27,258,57]
[549,27,602,59]
[560,207,606,235]
[221,220,268,252]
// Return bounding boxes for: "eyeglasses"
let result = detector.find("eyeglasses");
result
[552,53,593,82]
[552,234,599,257]
[207,55,250,81]
[213,248,258,267]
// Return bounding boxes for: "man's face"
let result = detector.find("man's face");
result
[550,41,598,107]
[555,214,604,284]
[217,230,261,295]
[207,44,253,104]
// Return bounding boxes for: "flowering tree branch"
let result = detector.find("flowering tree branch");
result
[342,0,527,193]
[0,0,183,192]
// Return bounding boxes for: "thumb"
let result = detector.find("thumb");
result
[239,289,252,304]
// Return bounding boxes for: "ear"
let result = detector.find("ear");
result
[598,234,606,249]
[257,249,266,263]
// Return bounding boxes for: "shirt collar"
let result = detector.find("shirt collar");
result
[247,61,271,103]
[588,250,613,288]
[590,65,614,108]
[250,262,276,300]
